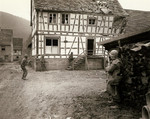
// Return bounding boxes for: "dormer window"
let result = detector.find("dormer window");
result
[61,14,69,24]
[49,13,57,24]
[88,18,96,25]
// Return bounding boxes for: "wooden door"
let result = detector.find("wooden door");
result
[87,39,94,55]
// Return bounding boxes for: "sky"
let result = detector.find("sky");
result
[0,0,150,21]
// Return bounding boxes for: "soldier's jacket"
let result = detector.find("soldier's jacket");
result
[21,58,28,68]
[40,57,45,64]
[106,58,122,85]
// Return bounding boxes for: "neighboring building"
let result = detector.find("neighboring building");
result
[125,10,150,34]
[100,10,150,50]
[0,28,23,62]
[13,38,23,61]
[30,0,128,70]
[0,29,13,62]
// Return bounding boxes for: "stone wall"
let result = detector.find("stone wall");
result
[87,57,104,70]
[33,58,69,71]
[32,57,104,71]
[75,57,104,70]
[0,46,11,62]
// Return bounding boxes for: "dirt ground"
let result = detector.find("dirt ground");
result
[0,63,141,119]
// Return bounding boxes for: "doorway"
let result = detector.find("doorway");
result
[87,39,94,55]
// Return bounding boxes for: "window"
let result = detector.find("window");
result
[88,18,96,25]
[53,39,58,46]
[13,50,22,55]
[1,47,5,51]
[18,51,22,55]
[49,13,57,24]
[61,14,69,24]
[45,38,59,54]
[14,50,17,53]
[46,39,52,46]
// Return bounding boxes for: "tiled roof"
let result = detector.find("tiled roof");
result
[125,9,150,33]
[33,0,128,16]
[0,29,13,46]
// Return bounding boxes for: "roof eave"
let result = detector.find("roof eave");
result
[35,8,116,15]
[100,28,150,50]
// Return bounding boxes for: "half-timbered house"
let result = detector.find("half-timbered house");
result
[30,0,128,70]
[13,38,23,61]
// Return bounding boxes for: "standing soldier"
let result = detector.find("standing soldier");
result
[40,55,46,71]
[105,50,122,104]
[21,54,28,80]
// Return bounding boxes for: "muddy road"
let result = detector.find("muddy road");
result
[0,63,140,119]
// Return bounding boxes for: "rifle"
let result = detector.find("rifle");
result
[106,53,110,83]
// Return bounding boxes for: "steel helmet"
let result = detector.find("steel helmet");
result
[109,50,118,58]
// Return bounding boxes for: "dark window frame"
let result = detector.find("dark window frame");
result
[46,38,58,47]
[45,37,60,55]
[1,46,5,51]
[49,13,58,24]
[61,13,70,25]
[88,17,97,26]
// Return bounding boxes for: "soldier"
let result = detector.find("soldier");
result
[21,54,28,80]
[40,55,46,71]
[105,50,122,103]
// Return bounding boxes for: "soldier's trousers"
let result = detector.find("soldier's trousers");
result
[41,63,46,71]
[21,66,28,79]
[107,83,120,103]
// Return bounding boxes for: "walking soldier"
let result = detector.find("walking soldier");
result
[40,55,46,71]
[21,54,28,80]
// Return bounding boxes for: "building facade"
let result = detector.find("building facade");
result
[0,29,23,62]
[0,29,13,62]
[30,0,128,70]
[13,38,23,61]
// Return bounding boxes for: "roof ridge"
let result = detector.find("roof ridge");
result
[33,0,128,16]
[125,9,150,13]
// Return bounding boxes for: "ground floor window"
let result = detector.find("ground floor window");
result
[1,46,5,51]
[45,37,59,54]
[13,50,22,55]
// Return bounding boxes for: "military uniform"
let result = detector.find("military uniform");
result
[21,57,28,80]
[106,58,122,103]
[40,56,46,71]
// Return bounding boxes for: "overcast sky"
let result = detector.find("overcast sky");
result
[0,0,150,21]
